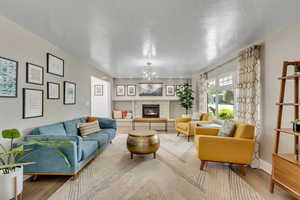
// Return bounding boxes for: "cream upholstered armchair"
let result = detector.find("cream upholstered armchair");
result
[175,113,212,142]
[194,122,255,175]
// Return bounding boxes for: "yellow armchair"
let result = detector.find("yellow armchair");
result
[194,122,255,175]
[175,113,213,142]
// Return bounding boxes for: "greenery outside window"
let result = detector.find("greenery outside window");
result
[207,74,234,120]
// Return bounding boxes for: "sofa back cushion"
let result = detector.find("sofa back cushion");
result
[63,119,82,136]
[234,123,255,139]
[38,123,67,136]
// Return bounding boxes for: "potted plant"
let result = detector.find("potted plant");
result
[292,120,300,132]
[0,129,72,200]
[176,82,194,117]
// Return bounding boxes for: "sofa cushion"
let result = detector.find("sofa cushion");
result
[38,123,66,136]
[101,129,116,141]
[63,119,82,136]
[81,140,98,160]
[82,132,109,148]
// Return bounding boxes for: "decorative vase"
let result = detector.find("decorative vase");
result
[293,123,300,132]
[0,166,23,200]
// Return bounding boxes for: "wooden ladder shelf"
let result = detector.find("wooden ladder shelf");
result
[270,61,300,199]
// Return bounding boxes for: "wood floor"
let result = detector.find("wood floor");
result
[22,129,297,200]
[23,167,296,200]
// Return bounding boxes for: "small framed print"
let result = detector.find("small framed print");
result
[64,81,76,105]
[94,85,103,96]
[26,63,44,85]
[166,85,175,96]
[127,85,136,96]
[47,82,60,99]
[23,88,44,119]
[0,56,18,98]
[116,85,125,96]
[47,53,64,77]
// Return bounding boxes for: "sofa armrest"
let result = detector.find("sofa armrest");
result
[195,136,255,164]
[195,127,219,136]
[24,135,83,161]
[96,117,117,129]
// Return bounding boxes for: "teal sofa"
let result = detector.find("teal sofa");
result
[20,117,116,177]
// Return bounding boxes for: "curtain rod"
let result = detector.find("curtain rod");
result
[204,43,262,74]
[205,55,239,74]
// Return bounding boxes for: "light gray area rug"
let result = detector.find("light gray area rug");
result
[49,133,264,200]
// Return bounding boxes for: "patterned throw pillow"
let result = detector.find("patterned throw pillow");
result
[78,121,101,136]
[218,120,236,137]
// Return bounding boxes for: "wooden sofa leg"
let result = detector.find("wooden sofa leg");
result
[188,135,190,142]
[239,165,246,176]
[177,132,180,136]
[30,175,38,182]
[110,140,112,144]
[72,173,79,180]
[200,160,206,170]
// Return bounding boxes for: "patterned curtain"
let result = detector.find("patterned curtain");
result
[236,45,262,168]
[198,73,208,113]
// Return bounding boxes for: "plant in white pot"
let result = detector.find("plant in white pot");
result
[0,129,72,200]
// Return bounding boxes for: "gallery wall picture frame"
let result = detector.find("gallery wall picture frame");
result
[26,62,44,85]
[116,85,125,96]
[127,85,136,96]
[23,88,44,119]
[64,81,76,105]
[0,56,18,98]
[166,85,175,96]
[47,82,60,99]
[47,53,64,77]
[94,85,103,96]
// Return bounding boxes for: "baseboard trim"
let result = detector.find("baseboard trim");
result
[259,159,272,174]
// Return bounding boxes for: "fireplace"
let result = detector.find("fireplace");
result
[142,104,160,118]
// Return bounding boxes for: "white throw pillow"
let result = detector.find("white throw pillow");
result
[218,120,235,137]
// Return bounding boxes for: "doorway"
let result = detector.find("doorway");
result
[91,76,111,118]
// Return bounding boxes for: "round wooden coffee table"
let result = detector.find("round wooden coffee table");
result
[127,130,160,159]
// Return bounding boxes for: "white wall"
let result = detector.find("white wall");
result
[260,19,300,164]
[0,15,112,145]
[91,76,112,118]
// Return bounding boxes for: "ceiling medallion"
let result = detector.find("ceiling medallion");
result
[142,62,157,81]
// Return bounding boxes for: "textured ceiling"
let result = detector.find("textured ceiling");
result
[1,0,300,77]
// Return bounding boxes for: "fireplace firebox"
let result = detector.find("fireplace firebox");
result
[142,104,160,118]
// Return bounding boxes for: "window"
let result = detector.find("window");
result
[207,74,234,120]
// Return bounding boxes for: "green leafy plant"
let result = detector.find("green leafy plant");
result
[176,83,194,114]
[218,109,234,120]
[0,129,72,174]
[292,119,300,125]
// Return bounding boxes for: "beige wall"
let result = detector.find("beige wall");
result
[260,19,300,164]
[0,15,112,144]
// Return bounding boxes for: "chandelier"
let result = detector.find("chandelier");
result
[142,62,157,81]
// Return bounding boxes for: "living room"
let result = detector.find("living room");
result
[1,1,300,200]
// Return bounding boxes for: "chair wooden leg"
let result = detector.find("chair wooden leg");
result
[270,179,275,193]
[177,132,180,136]
[188,136,190,142]
[239,165,246,176]
[200,160,206,170]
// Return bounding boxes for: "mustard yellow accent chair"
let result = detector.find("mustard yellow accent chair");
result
[194,122,255,175]
[175,113,212,142]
